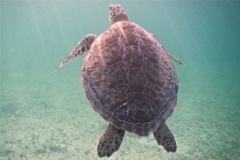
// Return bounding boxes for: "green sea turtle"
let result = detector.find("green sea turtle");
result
[55,4,184,157]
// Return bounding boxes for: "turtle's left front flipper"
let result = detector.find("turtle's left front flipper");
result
[53,34,97,73]
[153,122,177,152]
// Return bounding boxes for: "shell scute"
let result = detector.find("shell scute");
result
[90,61,128,98]
[125,68,146,92]
[122,46,143,68]
[119,23,140,46]
[99,83,134,113]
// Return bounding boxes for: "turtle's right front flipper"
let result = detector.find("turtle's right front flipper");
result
[53,34,97,73]
[166,52,185,66]
[150,33,184,66]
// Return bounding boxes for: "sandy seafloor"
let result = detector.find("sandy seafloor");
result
[1,1,240,160]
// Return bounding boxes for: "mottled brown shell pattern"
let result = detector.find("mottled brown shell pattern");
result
[82,21,178,136]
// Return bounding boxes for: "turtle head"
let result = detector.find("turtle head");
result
[109,4,128,25]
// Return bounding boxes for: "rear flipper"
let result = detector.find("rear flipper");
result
[153,122,177,152]
[97,123,125,157]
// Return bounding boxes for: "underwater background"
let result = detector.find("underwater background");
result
[1,0,240,159]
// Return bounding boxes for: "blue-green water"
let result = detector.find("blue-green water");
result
[1,1,240,159]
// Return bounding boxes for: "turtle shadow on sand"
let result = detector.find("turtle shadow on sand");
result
[54,4,184,158]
